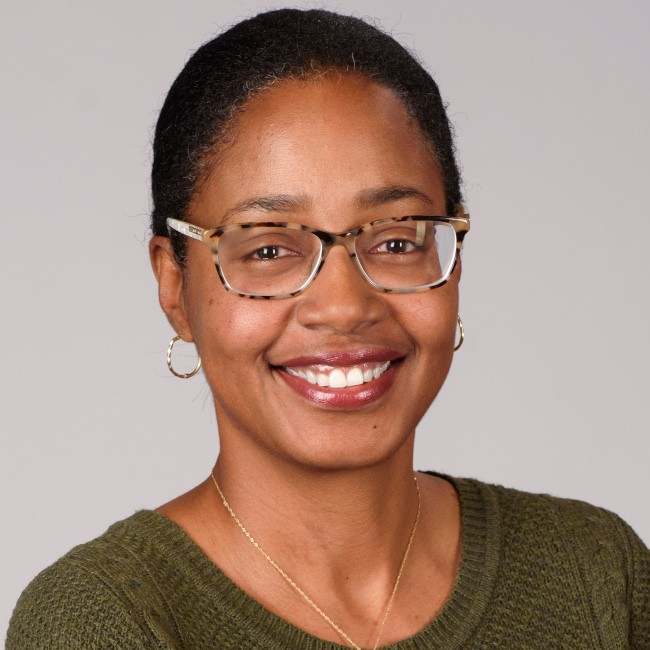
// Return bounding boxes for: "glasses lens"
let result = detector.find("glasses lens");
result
[356,220,457,289]
[216,226,321,296]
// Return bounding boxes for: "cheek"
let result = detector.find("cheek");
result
[195,298,283,363]
[183,264,289,383]
[190,296,290,417]
[180,250,279,357]
[397,284,459,351]
[410,294,458,403]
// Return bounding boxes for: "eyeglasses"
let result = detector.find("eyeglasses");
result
[166,213,470,299]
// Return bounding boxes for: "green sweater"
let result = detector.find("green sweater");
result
[7,477,650,649]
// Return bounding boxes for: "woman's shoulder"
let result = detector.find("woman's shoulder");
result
[451,474,649,565]
[6,511,183,649]
[449,474,650,646]
[447,473,638,535]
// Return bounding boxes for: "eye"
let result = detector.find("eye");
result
[363,222,430,256]
[243,243,304,262]
[249,245,282,260]
[377,239,417,254]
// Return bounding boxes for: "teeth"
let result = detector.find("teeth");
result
[346,368,364,386]
[329,369,347,388]
[285,361,391,388]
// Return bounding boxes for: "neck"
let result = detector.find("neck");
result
[211,451,422,649]
[212,448,419,585]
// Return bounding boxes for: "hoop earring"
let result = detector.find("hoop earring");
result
[167,335,202,378]
[454,316,465,352]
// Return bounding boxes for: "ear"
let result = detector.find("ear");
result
[149,236,193,341]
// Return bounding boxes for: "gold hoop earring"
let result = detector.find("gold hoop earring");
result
[167,335,202,378]
[454,316,465,352]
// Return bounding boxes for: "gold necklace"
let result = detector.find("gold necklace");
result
[210,472,420,650]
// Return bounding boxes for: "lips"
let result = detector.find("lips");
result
[273,349,402,407]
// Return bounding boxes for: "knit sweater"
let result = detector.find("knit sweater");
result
[7,477,650,649]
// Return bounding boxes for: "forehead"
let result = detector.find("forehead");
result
[190,75,445,227]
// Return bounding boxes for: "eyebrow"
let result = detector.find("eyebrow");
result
[219,185,433,223]
[221,194,311,222]
[354,186,434,209]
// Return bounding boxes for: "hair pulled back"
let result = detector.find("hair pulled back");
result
[151,8,462,262]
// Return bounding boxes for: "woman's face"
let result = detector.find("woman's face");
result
[154,75,459,470]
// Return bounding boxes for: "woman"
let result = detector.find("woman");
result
[7,8,649,649]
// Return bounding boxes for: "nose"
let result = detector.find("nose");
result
[295,245,388,333]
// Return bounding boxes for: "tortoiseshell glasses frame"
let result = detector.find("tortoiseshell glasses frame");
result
[166,210,470,299]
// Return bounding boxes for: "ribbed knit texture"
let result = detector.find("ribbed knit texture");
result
[7,477,650,649]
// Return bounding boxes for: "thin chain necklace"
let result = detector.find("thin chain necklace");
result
[210,472,420,650]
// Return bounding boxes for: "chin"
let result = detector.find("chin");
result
[270,425,415,473]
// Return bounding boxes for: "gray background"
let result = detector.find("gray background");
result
[2,0,649,637]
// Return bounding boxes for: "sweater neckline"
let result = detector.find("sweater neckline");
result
[133,475,500,649]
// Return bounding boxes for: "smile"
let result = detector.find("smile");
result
[283,361,391,388]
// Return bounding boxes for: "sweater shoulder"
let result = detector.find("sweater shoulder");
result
[6,511,179,650]
[454,476,650,646]
[454,476,635,543]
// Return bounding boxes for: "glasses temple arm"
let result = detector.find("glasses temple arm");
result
[166,218,205,241]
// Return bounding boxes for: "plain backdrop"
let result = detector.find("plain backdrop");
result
[2,0,649,637]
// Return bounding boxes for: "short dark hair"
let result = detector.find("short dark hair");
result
[151,8,463,262]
